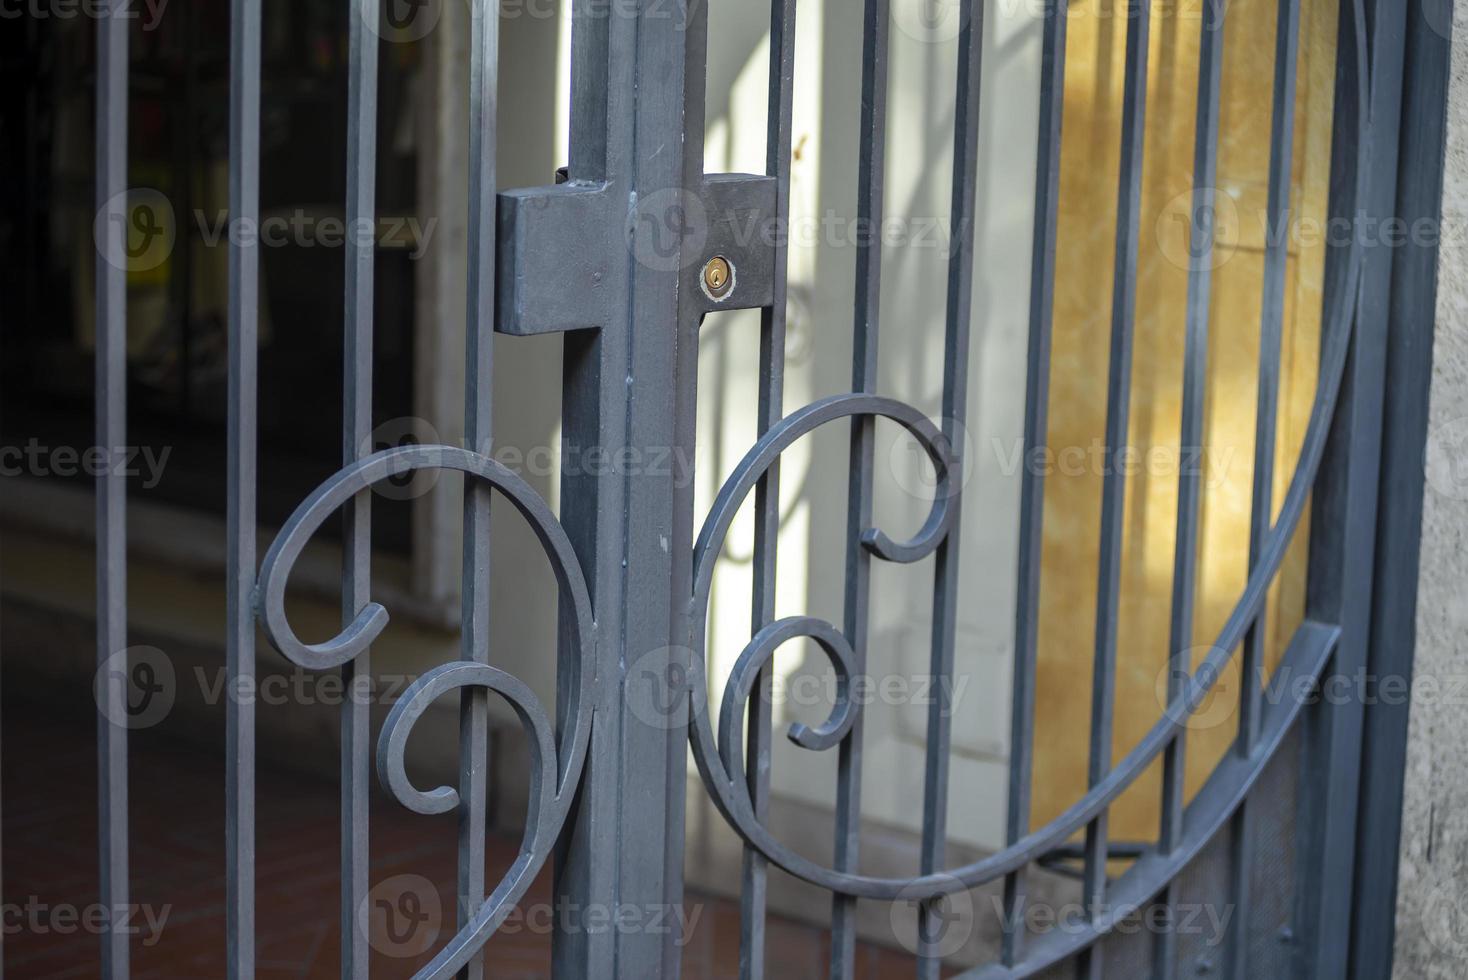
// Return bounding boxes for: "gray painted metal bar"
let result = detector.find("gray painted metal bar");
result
[1156,3,1226,975]
[458,3,499,979]
[1080,3,1150,976]
[1003,0,1068,966]
[226,0,262,974]
[549,1,625,974]
[832,0,889,975]
[1296,1,1402,975]
[1228,1,1299,976]
[613,0,692,969]
[552,0,697,974]
[95,2,130,977]
[1351,0,1454,969]
[916,2,983,976]
[341,2,378,975]
[670,0,710,971]
[738,1,797,977]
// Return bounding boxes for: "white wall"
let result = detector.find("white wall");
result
[694,0,1040,852]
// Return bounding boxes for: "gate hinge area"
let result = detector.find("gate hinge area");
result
[495,173,779,335]
[496,181,617,336]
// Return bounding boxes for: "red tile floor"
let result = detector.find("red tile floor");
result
[3,697,918,978]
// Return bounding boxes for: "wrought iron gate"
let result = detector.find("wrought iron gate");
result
[80,0,1425,976]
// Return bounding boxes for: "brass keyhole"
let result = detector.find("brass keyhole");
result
[702,255,733,300]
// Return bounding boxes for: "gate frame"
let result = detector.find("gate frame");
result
[531,0,1456,976]
[68,0,1454,975]
[1347,0,1455,975]
[516,0,1456,974]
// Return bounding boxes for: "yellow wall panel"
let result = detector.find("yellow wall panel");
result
[1032,0,1337,844]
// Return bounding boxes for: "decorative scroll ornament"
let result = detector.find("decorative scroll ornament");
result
[254,444,594,978]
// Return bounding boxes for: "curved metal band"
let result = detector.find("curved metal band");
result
[954,621,1340,978]
[684,0,1369,903]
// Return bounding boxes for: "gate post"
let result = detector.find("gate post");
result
[1293,0,1407,975]
[493,1,708,976]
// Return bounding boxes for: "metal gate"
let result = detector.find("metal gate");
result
[81,0,1423,976]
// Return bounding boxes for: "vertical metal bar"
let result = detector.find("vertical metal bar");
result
[557,0,697,974]
[341,1,379,975]
[553,1,626,975]
[459,2,498,979]
[1003,1,1068,966]
[1,531,3,980]
[739,2,797,978]
[1079,3,1150,976]
[173,0,198,419]
[1155,2,1226,976]
[0,571,3,980]
[1225,2,1297,976]
[1296,1,1403,975]
[1241,0,1300,788]
[666,2,717,973]
[95,3,130,976]
[626,0,694,972]
[226,0,261,974]
[831,0,889,975]
[915,3,983,977]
